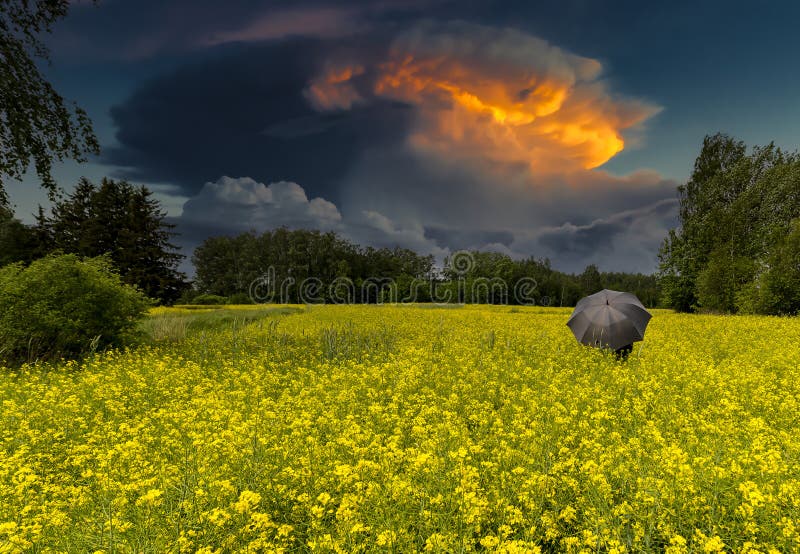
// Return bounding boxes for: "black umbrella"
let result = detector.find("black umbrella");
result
[567,289,652,351]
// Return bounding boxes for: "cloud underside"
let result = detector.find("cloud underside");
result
[106,20,677,273]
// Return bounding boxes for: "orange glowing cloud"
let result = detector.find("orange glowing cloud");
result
[304,64,365,111]
[374,22,659,172]
[305,22,661,175]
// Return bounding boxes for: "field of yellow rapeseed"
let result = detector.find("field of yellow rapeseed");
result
[1,305,799,553]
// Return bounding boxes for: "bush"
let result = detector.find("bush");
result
[176,287,201,305]
[192,294,228,305]
[226,292,253,305]
[0,254,150,365]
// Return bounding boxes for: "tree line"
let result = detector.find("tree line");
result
[2,183,661,307]
[190,231,661,306]
[658,133,800,314]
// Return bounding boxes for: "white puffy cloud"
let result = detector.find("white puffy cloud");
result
[176,176,447,262]
[179,176,342,231]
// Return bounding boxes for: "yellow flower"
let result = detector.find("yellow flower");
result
[232,490,261,513]
[376,530,398,547]
[559,505,577,523]
[3,305,800,551]
[665,534,688,554]
[135,488,163,507]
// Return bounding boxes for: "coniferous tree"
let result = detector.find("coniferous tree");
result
[579,264,603,296]
[0,205,39,266]
[43,178,185,303]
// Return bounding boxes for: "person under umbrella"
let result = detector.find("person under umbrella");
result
[567,289,652,360]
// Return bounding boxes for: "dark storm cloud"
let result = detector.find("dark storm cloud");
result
[524,198,680,273]
[538,199,679,256]
[105,15,662,206]
[101,13,679,273]
[339,146,678,232]
[424,227,516,251]
[53,0,456,61]
[104,37,414,201]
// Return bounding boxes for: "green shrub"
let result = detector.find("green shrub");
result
[177,288,201,304]
[0,254,150,365]
[192,294,228,305]
[226,292,253,305]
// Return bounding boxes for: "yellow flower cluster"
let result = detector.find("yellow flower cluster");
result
[1,305,799,552]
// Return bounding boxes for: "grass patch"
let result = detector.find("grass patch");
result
[142,305,304,341]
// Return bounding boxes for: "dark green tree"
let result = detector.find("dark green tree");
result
[600,270,660,308]
[192,229,435,303]
[660,133,800,313]
[659,134,747,311]
[0,0,98,206]
[738,218,800,315]
[0,204,40,265]
[191,233,259,297]
[579,264,603,296]
[43,178,186,303]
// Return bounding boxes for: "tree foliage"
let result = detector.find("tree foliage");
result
[192,228,436,304]
[0,204,40,265]
[0,0,99,206]
[579,264,603,296]
[659,133,800,314]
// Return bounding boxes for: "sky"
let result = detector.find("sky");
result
[7,0,800,274]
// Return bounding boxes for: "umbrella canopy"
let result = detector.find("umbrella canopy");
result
[567,289,652,351]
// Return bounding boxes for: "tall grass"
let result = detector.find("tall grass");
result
[141,305,303,342]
